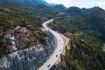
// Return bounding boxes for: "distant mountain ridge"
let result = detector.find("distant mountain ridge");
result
[66,6,105,15]
[0,0,48,5]
[0,0,57,17]
[0,0,57,8]
[0,0,105,17]
[0,0,67,17]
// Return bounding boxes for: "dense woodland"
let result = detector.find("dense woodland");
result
[53,7,105,70]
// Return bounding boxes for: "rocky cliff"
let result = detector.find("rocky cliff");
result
[0,25,56,70]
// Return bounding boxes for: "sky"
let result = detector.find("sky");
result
[45,0,105,9]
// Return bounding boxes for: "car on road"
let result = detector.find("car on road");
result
[56,55,58,57]
[47,64,50,68]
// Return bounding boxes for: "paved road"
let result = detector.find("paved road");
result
[38,19,65,70]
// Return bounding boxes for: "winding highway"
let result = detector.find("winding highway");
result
[38,19,65,70]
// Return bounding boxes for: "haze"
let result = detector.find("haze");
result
[45,0,105,9]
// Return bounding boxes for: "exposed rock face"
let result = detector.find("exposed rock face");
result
[3,26,48,54]
[0,46,46,70]
[0,25,56,70]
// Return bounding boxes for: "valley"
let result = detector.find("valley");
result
[0,0,105,70]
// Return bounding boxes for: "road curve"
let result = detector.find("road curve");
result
[38,19,65,70]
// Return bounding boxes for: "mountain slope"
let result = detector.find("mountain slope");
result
[52,4,67,12]
[0,0,48,5]
[50,6,105,70]
[0,0,57,17]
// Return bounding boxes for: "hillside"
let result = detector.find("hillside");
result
[50,6,105,70]
[0,0,57,17]
[0,0,105,70]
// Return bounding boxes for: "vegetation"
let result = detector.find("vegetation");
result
[52,7,105,70]
[0,0,105,70]
[0,8,43,57]
[59,32,105,70]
